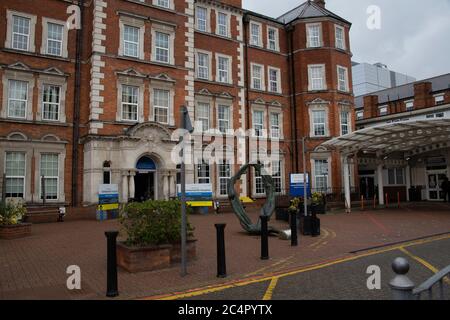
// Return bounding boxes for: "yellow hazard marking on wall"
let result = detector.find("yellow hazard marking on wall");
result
[187,201,213,207]
[97,203,119,211]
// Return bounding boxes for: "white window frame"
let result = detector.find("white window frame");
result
[153,0,174,10]
[7,79,28,120]
[340,110,350,136]
[269,111,282,139]
[306,23,322,48]
[195,50,212,81]
[309,104,329,138]
[268,67,281,94]
[388,168,405,186]
[41,84,61,122]
[405,100,414,111]
[216,11,230,38]
[119,16,145,60]
[334,24,346,50]
[196,160,211,184]
[121,84,140,122]
[37,75,67,123]
[151,24,175,65]
[251,63,265,91]
[379,105,388,116]
[39,153,59,201]
[434,94,445,105]
[4,151,26,199]
[308,64,326,91]
[217,160,232,197]
[152,88,171,125]
[337,65,349,92]
[195,6,210,33]
[313,159,329,192]
[249,21,263,47]
[356,110,364,120]
[1,71,34,121]
[217,104,231,134]
[216,53,232,84]
[41,18,68,58]
[196,102,211,132]
[252,109,265,138]
[6,11,37,53]
[267,26,280,52]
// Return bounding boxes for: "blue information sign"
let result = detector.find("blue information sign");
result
[290,174,311,197]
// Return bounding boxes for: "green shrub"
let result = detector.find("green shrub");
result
[120,200,194,247]
[0,200,27,226]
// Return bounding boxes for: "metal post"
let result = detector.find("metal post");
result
[180,141,187,277]
[260,215,269,260]
[215,224,227,278]
[302,137,308,217]
[389,257,415,300]
[1,173,6,203]
[41,175,46,206]
[105,231,119,297]
[290,211,298,246]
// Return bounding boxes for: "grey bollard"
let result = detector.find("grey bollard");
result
[389,257,415,300]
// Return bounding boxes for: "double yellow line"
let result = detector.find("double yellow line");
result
[144,233,450,300]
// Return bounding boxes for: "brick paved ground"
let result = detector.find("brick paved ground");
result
[0,203,449,300]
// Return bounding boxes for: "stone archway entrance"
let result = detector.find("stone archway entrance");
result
[135,156,157,202]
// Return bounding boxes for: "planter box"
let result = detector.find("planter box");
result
[275,208,289,222]
[117,239,197,273]
[299,216,321,236]
[0,223,32,240]
[311,203,327,215]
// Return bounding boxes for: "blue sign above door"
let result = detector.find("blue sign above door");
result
[136,156,156,170]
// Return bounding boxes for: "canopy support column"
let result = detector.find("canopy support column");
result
[343,156,351,213]
[405,165,411,202]
[377,163,385,206]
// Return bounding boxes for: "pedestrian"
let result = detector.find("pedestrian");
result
[441,176,450,203]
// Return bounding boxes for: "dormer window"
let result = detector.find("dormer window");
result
[434,94,445,105]
[405,100,414,111]
[379,105,388,116]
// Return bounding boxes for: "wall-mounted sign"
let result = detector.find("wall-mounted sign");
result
[177,184,213,207]
[290,173,311,197]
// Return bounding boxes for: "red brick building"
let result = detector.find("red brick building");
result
[0,0,355,210]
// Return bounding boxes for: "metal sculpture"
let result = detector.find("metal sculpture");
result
[227,163,279,235]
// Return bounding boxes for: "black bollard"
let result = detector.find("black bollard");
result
[215,224,227,278]
[260,215,269,260]
[105,231,119,298]
[290,211,298,246]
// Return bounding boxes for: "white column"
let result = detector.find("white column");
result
[343,157,351,213]
[129,171,136,200]
[377,163,385,206]
[163,174,169,200]
[122,172,129,203]
[405,165,411,202]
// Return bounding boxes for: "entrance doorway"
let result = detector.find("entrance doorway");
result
[135,172,155,202]
[359,176,375,200]
[427,171,447,201]
[135,156,158,202]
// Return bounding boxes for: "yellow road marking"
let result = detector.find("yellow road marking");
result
[262,277,279,300]
[309,228,329,248]
[245,255,295,277]
[399,247,450,285]
[145,233,450,300]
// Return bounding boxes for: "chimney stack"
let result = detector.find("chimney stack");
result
[363,95,379,118]
[413,82,433,109]
[314,0,326,8]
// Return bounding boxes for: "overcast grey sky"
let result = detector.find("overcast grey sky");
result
[243,0,450,80]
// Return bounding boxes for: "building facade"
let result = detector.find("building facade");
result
[354,73,450,202]
[352,61,416,97]
[0,0,355,209]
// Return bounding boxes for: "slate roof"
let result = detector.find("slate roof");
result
[355,73,450,109]
[277,1,351,25]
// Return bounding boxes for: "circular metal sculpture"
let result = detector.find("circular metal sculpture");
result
[227,163,279,235]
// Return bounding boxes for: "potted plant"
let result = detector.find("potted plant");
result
[117,200,197,273]
[0,200,31,240]
[310,192,326,215]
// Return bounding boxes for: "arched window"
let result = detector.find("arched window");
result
[103,161,111,184]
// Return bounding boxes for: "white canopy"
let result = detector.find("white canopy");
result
[322,119,450,157]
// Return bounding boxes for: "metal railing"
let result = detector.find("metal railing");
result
[310,187,361,203]
[390,257,450,300]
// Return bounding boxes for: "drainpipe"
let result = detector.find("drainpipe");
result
[243,13,252,196]
[287,24,299,173]
[71,0,84,207]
